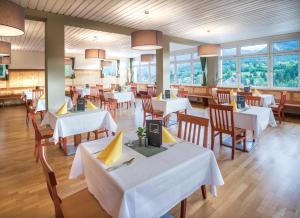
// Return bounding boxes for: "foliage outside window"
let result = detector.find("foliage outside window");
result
[221,59,237,86]
[240,57,268,86]
[273,54,298,87]
[193,62,202,84]
[177,63,191,84]
[170,63,175,83]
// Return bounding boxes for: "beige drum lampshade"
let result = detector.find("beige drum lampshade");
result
[0,41,11,56]
[101,60,112,67]
[64,58,72,65]
[0,56,11,64]
[85,49,106,60]
[131,30,163,50]
[0,1,25,36]
[197,44,221,57]
[141,54,156,62]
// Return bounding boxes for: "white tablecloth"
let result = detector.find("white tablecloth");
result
[234,106,277,138]
[69,136,224,218]
[41,109,117,143]
[104,91,135,103]
[77,87,91,97]
[152,97,193,116]
[255,94,275,107]
[23,90,33,100]
[35,96,73,112]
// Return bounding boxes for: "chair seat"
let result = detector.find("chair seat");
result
[234,127,246,136]
[61,188,111,218]
[40,127,53,139]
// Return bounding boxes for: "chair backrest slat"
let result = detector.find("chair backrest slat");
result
[178,114,209,147]
[217,90,231,104]
[141,95,153,114]
[245,95,261,106]
[209,104,234,134]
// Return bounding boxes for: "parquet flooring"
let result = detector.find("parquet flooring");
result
[0,102,299,218]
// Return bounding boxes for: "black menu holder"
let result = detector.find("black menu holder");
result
[146,120,162,147]
[244,86,251,92]
[165,90,170,99]
[77,98,85,111]
[237,95,245,109]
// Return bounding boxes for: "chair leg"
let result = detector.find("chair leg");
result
[201,185,207,199]
[87,132,90,141]
[232,135,235,160]
[243,131,247,152]
[219,133,223,146]
[211,131,215,151]
[180,199,187,218]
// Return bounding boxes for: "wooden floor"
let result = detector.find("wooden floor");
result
[0,102,300,218]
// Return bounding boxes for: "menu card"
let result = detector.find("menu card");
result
[244,86,251,92]
[146,120,162,147]
[77,98,85,111]
[165,90,170,99]
[237,95,245,109]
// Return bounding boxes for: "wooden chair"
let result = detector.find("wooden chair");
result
[147,85,155,97]
[237,91,252,96]
[217,90,231,104]
[245,95,261,106]
[130,83,138,97]
[32,89,44,105]
[270,91,287,123]
[29,112,54,162]
[25,99,34,126]
[99,93,109,109]
[177,113,209,218]
[141,95,166,126]
[209,104,246,160]
[39,146,110,218]
[177,90,188,98]
[71,91,79,106]
[89,87,99,103]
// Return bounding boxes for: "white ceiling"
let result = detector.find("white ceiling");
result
[9,0,300,43]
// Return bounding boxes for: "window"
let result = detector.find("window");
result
[65,65,73,77]
[177,63,191,84]
[139,64,149,82]
[241,44,268,55]
[170,56,175,62]
[170,63,175,83]
[193,62,202,84]
[176,54,191,61]
[0,64,6,78]
[240,57,268,86]
[221,48,237,56]
[133,66,138,82]
[150,65,156,83]
[273,54,299,87]
[273,40,299,52]
[221,59,237,86]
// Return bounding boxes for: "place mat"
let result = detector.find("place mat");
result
[125,140,167,157]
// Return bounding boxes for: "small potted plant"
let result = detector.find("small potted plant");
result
[136,127,146,146]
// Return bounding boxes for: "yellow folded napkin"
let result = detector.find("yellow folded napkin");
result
[171,92,177,99]
[97,132,123,165]
[230,100,238,112]
[86,100,97,110]
[157,93,162,100]
[237,88,241,92]
[230,89,234,96]
[254,88,261,96]
[111,88,115,93]
[39,93,45,99]
[56,102,67,115]
[162,127,177,143]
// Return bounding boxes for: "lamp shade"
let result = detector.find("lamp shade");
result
[0,56,11,64]
[197,44,221,57]
[64,58,72,65]
[141,54,156,62]
[131,30,163,50]
[0,1,25,36]
[0,41,11,56]
[101,60,112,67]
[85,49,106,60]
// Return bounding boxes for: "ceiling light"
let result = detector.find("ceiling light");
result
[85,49,106,60]
[131,30,163,50]
[101,60,112,67]
[197,44,221,57]
[141,54,155,62]
[144,10,149,15]
[0,41,11,56]
[0,1,25,36]
[0,56,11,64]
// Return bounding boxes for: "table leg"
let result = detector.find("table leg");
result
[62,137,68,155]
[74,134,82,147]
[180,199,187,218]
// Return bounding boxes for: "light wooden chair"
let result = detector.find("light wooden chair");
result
[147,85,155,97]
[209,104,246,160]
[217,90,231,104]
[177,113,209,218]
[245,95,261,106]
[177,90,188,98]
[99,93,109,110]
[237,91,253,96]
[141,95,166,126]
[25,98,34,126]
[39,146,111,218]
[270,91,287,123]
[107,98,118,120]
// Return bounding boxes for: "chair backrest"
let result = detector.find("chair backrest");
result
[217,90,231,104]
[245,95,261,106]
[90,87,99,97]
[107,98,118,119]
[39,146,64,218]
[178,114,209,147]
[32,89,44,105]
[178,85,185,92]
[209,104,234,135]
[141,95,153,114]
[237,91,252,96]
[131,86,137,96]
[111,84,117,90]
[29,112,41,140]
[147,86,154,97]
[71,91,79,106]
[96,84,103,89]
[178,90,188,98]
[279,91,287,109]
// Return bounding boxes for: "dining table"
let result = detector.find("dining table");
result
[77,87,91,97]
[104,91,135,104]
[152,97,193,116]
[41,109,117,155]
[69,132,224,218]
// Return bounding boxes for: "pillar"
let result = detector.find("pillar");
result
[45,15,65,112]
[207,56,219,87]
[156,37,170,94]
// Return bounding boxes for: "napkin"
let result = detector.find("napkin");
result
[56,102,67,115]
[254,88,261,96]
[39,93,45,99]
[111,88,115,93]
[230,89,234,96]
[230,100,238,112]
[157,93,162,100]
[237,88,241,92]
[86,100,97,110]
[171,92,177,99]
[162,127,177,143]
[98,132,123,165]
